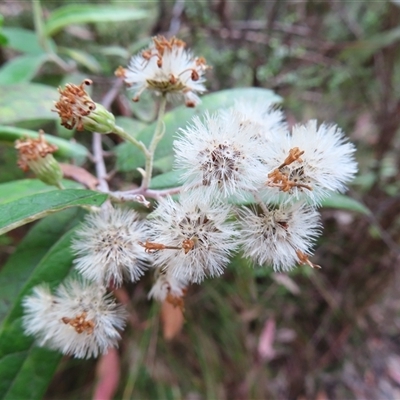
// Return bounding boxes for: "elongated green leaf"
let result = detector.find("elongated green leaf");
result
[0,189,107,235]
[116,88,281,172]
[0,208,84,324]
[320,192,370,214]
[0,179,82,205]
[0,54,48,85]
[0,16,7,46]
[1,27,56,55]
[0,84,58,125]
[58,47,101,73]
[44,5,148,36]
[0,126,88,163]
[0,215,83,399]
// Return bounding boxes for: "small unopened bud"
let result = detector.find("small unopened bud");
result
[80,103,116,134]
[53,80,116,134]
[15,131,63,187]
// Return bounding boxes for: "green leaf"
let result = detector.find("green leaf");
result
[116,88,281,172]
[320,193,371,214]
[58,46,101,73]
[44,5,148,37]
[0,211,84,399]
[1,27,56,55]
[149,170,182,190]
[0,54,48,85]
[0,126,88,163]
[0,179,82,205]
[0,84,58,125]
[0,189,107,235]
[0,208,83,324]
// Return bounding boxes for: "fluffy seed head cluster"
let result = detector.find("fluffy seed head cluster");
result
[124,36,209,107]
[14,130,63,187]
[264,120,358,204]
[72,208,149,287]
[174,110,269,200]
[22,279,127,359]
[237,203,321,271]
[22,38,360,360]
[146,195,238,283]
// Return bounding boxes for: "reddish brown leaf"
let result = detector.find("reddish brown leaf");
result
[93,348,120,400]
[60,163,98,189]
[161,300,184,340]
[257,318,276,361]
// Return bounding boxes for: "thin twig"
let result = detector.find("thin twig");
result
[111,186,182,203]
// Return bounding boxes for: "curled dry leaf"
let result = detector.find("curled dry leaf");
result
[257,317,276,361]
[60,163,99,189]
[161,299,184,340]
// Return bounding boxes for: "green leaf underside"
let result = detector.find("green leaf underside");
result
[0,126,88,162]
[0,179,82,205]
[1,27,48,55]
[58,47,101,73]
[319,192,370,214]
[44,5,148,36]
[115,87,282,172]
[0,212,83,399]
[0,189,107,236]
[0,84,58,125]
[0,55,48,85]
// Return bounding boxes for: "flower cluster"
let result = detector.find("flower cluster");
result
[22,35,358,359]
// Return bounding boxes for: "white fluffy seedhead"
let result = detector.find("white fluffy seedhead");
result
[174,110,269,201]
[72,207,149,287]
[148,268,189,302]
[264,120,358,204]
[237,202,322,271]
[22,279,127,359]
[125,36,208,107]
[229,99,288,142]
[146,195,239,283]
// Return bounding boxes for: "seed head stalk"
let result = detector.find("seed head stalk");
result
[141,94,168,190]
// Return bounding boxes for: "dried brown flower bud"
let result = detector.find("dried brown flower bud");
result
[15,131,63,187]
[53,80,116,134]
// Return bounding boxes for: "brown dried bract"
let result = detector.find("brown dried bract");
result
[114,66,127,79]
[296,250,321,269]
[182,239,195,254]
[278,147,304,169]
[53,79,96,131]
[148,36,187,68]
[139,239,195,254]
[267,147,312,192]
[62,312,95,334]
[15,130,58,172]
[267,168,312,192]
[139,240,181,253]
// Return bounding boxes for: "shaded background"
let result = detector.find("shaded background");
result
[1,0,400,399]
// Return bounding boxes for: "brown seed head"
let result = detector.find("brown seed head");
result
[53,79,96,131]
